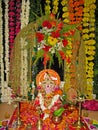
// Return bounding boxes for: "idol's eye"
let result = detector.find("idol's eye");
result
[50,81,54,85]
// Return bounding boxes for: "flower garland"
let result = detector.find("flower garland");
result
[82,0,96,99]
[4,0,9,87]
[38,93,60,119]
[0,0,4,100]
[61,0,69,23]
[20,38,28,97]
[68,0,84,24]
[8,0,16,55]
[45,0,51,15]
[21,0,30,29]
[15,0,21,36]
[52,0,59,15]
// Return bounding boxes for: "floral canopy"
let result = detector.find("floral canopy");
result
[9,14,87,98]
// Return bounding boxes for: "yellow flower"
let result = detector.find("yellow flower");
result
[83,8,89,12]
[62,12,69,18]
[53,0,59,5]
[90,23,95,26]
[48,36,58,46]
[84,39,96,45]
[82,29,89,33]
[84,13,90,17]
[87,78,93,83]
[86,85,93,90]
[62,7,68,12]
[82,17,89,22]
[45,0,51,4]
[66,50,72,57]
[87,56,94,60]
[89,62,94,67]
[89,4,96,9]
[90,19,95,22]
[87,70,94,75]
[45,6,51,12]
[83,23,89,27]
[61,0,67,6]
[88,46,96,50]
[90,10,95,15]
[63,19,69,23]
[90,27,95,31]
[89,33,95,38]
[82,34,89,40]
[86,50,95,55]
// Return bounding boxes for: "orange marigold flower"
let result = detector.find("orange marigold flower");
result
[54,89,63,95]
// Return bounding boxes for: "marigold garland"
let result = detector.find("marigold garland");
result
[45,0,51,15]
[61,0,69,23]
[82,0,96,98]
[52,0,59,15]
[68,0,84,25]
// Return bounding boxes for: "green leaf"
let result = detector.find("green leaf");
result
[33,50,44,64]
[55,51,63,67]
[53,107,65,117]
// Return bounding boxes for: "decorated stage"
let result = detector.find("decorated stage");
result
[0,101,98,130]
[8,101,88,130]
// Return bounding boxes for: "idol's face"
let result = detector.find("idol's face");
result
[42,80,55,94]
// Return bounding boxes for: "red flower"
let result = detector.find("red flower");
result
[63,32,70,37]
[66,57,71,63]
[43,53,50,66]
[70,30,75,35]
[42,45,52,52]
[59,51,66,59]
[62,39,68,47]
[36,32,44,42]
[42,20,52,29]
[57,22,63,30]
[51,30,60,38]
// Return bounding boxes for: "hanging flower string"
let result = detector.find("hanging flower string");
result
[0,0,5,101]
[52,0,59,15]
[8,0,16,55]
[15,0,21,36]
[45,0,51,15]
[4,0,9,85]
[61,0,69,23]
[21,0,30,29]
[69,0,84,24]
[82,0,96,99]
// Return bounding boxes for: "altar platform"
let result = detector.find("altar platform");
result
[0,102,98,130]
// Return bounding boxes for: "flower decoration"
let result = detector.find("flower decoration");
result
[34,14,78,67]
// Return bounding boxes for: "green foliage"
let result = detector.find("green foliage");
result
[33,49,44,65]
[29,0,43,22]
[53,107,65,117]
